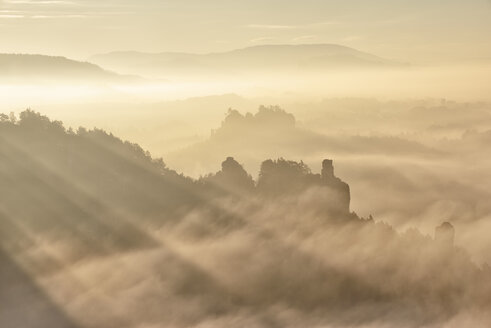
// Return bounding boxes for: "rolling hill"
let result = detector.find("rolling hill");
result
[90,44,404,78]
[0,53,139,83]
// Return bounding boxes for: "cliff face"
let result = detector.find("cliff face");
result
[321,159,351,215]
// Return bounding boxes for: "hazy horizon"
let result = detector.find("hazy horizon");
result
[0,0,490,64]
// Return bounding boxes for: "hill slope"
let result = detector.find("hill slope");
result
[0,54,138,83]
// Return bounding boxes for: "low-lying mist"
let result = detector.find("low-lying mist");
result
[1,111,491,327]
[2,49,491,327]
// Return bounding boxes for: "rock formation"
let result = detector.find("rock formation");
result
[321,159,351,214]
[435,222,455,248]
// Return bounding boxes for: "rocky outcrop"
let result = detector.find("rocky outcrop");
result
[254,158,351,217]
[321,159,351,214]
[435,222,455,248]
[201,157,255,196]
[200,157,352,218]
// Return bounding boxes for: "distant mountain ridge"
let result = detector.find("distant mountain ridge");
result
[0,53,140,83]
[90,44,405,78]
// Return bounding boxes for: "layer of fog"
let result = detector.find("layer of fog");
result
[2,110,491,327]
[2,56,491,327]
[162,102,491,265]
[2,61,491,105]
[3,78,491,262]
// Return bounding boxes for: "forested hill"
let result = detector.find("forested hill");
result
[0,110,195,260]
[0,110,354,258]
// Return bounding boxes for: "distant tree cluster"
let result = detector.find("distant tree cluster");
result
[213,105,296,137]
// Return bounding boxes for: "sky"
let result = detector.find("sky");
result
[0,0,490,63]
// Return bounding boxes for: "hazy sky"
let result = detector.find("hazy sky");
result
[0,0,490,63]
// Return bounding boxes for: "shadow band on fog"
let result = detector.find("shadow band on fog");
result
[0,247,80,328]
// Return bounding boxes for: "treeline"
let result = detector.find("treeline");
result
[0,110,351,214]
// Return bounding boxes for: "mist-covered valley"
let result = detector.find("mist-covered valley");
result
[2,110,491,328]
[2,54,491,326]
[2,1,491,325]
